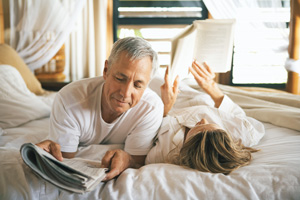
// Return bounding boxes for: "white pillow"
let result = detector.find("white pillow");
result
[0,65,51,129]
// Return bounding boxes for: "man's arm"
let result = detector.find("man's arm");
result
[100,149,146,181]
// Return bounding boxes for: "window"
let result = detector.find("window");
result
[231,1,290,88]
[113,0,208,74]
[113,0,290,88]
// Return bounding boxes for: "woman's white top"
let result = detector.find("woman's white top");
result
[145,95,265,164]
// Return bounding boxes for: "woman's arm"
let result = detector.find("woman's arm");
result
[189,60,224,108]
[160,60,224,116]
[160,67,179,116]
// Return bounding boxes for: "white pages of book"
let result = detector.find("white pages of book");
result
[170,19,235,83]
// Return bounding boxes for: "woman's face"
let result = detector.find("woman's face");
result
[184,118,222,142]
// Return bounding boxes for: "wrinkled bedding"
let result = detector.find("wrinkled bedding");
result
[1,72,300,199]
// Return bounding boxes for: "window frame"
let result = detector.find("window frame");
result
[113,0,208,41]
[113,0,289,89]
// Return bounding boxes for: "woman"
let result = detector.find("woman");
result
[146,60,265,175]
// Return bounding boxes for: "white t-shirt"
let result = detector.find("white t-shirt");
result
[48,76,164,155]
[145,95,265,164]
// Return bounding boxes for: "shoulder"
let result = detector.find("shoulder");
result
[60,76,104,94]
[135,87,164,115]
[140,87,164,108]
[128,87,164,121]
[57,77,104,106]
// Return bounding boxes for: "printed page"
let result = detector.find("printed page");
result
[63,158,106,180]
[193,19,235,73]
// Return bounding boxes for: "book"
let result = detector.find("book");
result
[20,143,107,194]
[169,19,236,83]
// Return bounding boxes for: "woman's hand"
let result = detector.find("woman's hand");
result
[189,60,224,108]
[160,67,179,116]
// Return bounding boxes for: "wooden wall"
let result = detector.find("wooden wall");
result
[286,0,300,94]
[0,0,4,44]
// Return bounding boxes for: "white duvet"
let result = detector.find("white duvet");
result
[0,67,300,200]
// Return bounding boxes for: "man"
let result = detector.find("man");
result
[36,37,164,181]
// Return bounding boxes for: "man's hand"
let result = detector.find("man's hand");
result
[160,67,179,116]
[36,140,64,161]
[189,60,224,108]
[100,149,145,181]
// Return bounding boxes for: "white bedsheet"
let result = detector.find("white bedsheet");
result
[1,77,300,199]
[1,120,299,200]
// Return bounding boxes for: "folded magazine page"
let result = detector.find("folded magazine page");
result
[20,143,107,193]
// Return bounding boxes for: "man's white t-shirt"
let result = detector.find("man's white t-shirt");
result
[48,76,164,155]
[145,95,265,164]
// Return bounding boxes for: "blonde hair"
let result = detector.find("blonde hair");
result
[169,129,258,175]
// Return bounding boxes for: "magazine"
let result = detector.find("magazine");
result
[169,19,236,83]
[20,143,107,193]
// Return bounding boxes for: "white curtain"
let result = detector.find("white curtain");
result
[202,0,297,75]
[8,0,109,79]
[64,0,108,80]
[9,0,86,71]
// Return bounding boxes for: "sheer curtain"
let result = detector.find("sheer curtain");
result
[202,0,294,81]
[9,0,86,71]
[64,0,109,80]
[7,0,110,79]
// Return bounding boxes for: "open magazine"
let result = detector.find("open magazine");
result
[20,143,107,193]
[169,19,236,83]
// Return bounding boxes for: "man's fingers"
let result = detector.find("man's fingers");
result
[101,150,115,168]
[49,143,63,161]
[102,167,120,182]
[101,150,130,181]
[36,140,63,161]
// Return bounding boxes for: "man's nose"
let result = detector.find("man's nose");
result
[120,82,133,98]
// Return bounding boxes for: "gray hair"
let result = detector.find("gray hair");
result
[107,37,158,79]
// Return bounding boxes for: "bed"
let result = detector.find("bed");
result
[1,61,300,199]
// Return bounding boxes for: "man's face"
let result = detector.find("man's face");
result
[102,51,152,120]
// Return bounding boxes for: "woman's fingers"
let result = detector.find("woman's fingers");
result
[191,60,206,78]
[193,60,215,79]
[189,66,205,86]
[202,62,215,79]
[173,75,179,94]
[163,67,170,87]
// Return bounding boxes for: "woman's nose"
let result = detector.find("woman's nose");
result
[196,118,208,125]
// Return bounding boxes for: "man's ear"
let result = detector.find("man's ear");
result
[103,60,109,80]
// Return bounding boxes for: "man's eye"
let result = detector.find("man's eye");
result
[134,83,142,89]
[115,77,124,82]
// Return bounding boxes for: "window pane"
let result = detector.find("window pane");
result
[118,26,188,68]
[116,0,207,25]
[119,7,203,18]
[115,1,207,68]
[232,6,290,85]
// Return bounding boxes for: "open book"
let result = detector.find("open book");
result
[20,143,107,193]
[169,19,236,83]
